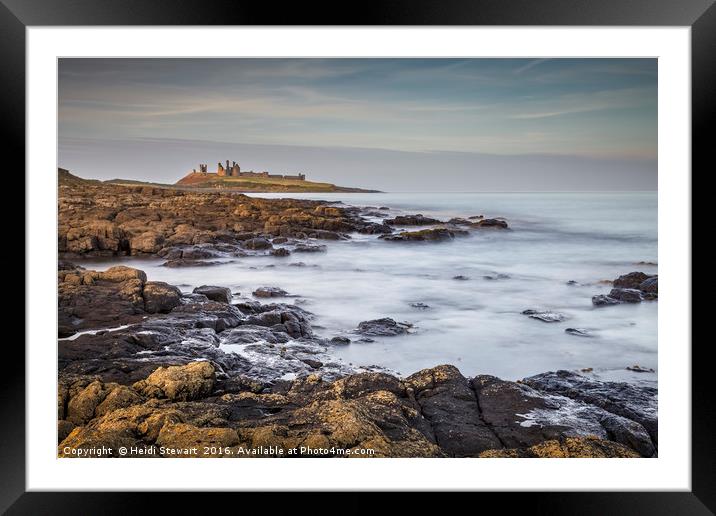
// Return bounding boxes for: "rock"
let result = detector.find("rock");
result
[253,287,289,298]
[357,223,393,234]
[242,237,273,250]
[58,265,148,335]
[301,359,324,369]
[356,318,412,336]
[271,248,291,257]
[479,436,640,458]
[452,275,470,281]
[639,276,658,296]
[409,302,431,310]
[565,328,592,337]
[163,258,222,268]
[384,214,442,226]
[471,218,509,229]
[380,228,455,242]
[132,361,216,401]
[613,272,651,289]
[626,365,655,373]
[143,281,182,313]
[193,285,233,304]
[522,370,657,446]
[58,355,658,458]
[608,288,643,303]
[484,273,510,280]
[293,244,327,253]
[180,247,220,260]
[592,294,622,306]
[473,374,655,457]
[156,422,240,456]
[66,380,109,425]
[330,336,351,345]
[58,420,76,443]
[129,231,164,254]
[407,365,502,456]
[592,272,657,305]
[522,310,567,323]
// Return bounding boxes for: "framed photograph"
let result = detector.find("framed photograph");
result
[5,0,708,511]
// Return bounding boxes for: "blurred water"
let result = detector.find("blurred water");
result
[81,192,657,385]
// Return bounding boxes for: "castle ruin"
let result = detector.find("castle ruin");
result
[191,160,305,181]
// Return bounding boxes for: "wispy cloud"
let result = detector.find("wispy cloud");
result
[58,58,657,159]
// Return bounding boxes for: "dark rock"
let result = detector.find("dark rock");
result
[301,359,323,369]
[163,259,222,268]
[522,370,658,446]
[452,275,470,281]
[293,244,327,253]
[608,288,643,303]
[484,273,510,280]
[565,328,592,337]
[357,223,393,234]
[613,272,651,289]
[592,294,622,306]
[407,365,503,456]
[384,214,442,226]
[626,365,655,373]
[270,248,291,257]
[473,374,655,457]
[243,237,273,250]
[380,227,454,242]
[471,218,509,229]
[253,287,289,298]
[356,318,412,336]
[410,302,431,310]
[330,336,351,345]
[639,276,658,295]
[193,285,233,304]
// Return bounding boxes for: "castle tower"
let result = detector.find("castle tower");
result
[217,162,226,176]
[231,162,241,177]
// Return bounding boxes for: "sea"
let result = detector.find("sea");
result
[80,192,658,386]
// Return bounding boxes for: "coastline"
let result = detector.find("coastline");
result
[57,175,658,458]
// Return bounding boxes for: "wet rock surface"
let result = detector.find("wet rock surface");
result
[522,310,568,323]
[356,318,413,336]
[57,267,657,458]
[592,271,658,306]
[380,227,456,242]
[253,287,290,298]
[383,214,443,226]
[192,285,233,304]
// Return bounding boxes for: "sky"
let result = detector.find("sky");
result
[58,58,657,191]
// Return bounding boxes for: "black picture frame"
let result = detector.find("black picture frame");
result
[2,0,707,512]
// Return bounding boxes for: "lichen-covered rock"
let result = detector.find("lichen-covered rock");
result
[143,281,182,313]
[479,436,640,458]
[133,362,216,401]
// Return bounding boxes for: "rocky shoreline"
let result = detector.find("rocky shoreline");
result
[57,176,657,458]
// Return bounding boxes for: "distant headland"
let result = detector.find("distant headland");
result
[175,159,380,193]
